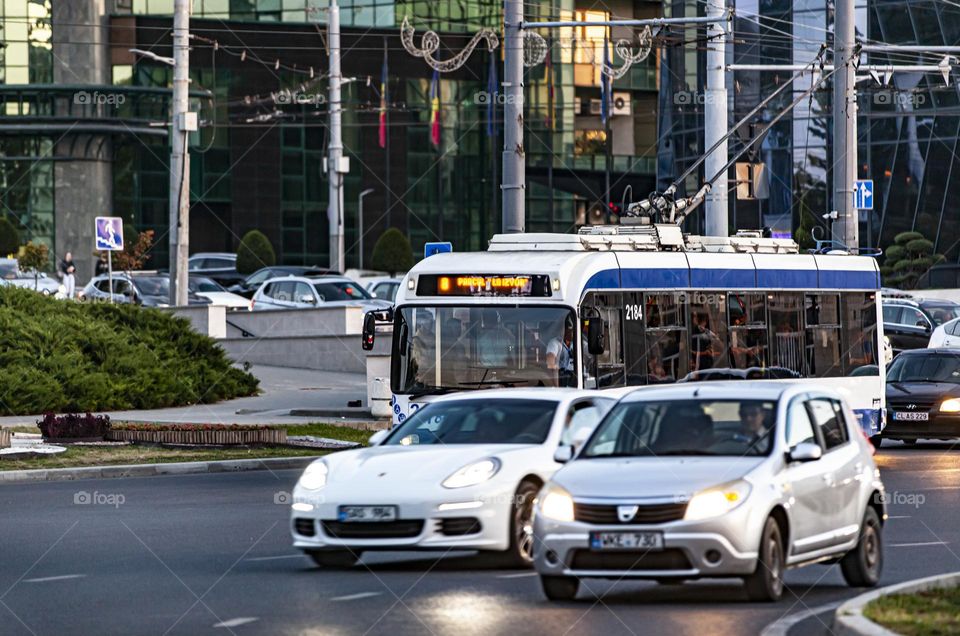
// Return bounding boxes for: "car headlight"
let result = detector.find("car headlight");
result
[442,458,501,488]
[941,398,960,413]
[298,461,329,490]
[684,480,752,521]
[538,484,575,522]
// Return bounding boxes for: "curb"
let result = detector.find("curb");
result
[833,571,960,636]
[0,456,322,485]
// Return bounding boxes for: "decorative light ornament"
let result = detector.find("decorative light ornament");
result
[400,16,499,73]
[523,31,548,67]
[600,26,653,80]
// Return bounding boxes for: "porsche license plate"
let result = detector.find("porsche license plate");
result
[338,505,398,522]
[590,531,663,551]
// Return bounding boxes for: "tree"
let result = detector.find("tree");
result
[18,241,49,290]
[793,211,820,252]
[236,230,276,275]
[882,230,944,289]
[370,228,414,276]
[113,229,154,273]
[0,217,20,258]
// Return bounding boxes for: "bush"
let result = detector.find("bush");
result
[370,228,414,276]
[882,229,943,290]
[236,230,276,275]
[0,217,19,257]
[0,286,259,415]
[38,413,111,439]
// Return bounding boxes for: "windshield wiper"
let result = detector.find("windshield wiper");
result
[652,450,717,456]
[408,386,461,398]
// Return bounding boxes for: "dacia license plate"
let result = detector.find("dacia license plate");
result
[590,531,663,551]
[338,505,398,522]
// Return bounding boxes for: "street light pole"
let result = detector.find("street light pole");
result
[832,0,858,251]
[168,0,191,306]
[327,0,346,273]
[358,188,374,270]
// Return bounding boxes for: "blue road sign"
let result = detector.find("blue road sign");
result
[95,217,124,251]
[854,180,874,210]
[424,242,452,258]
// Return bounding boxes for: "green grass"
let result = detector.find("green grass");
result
[864,587,960,635]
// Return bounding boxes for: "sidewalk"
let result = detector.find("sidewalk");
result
[0,365,373,428]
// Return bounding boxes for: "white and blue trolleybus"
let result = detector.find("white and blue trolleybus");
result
[363,225,885,440]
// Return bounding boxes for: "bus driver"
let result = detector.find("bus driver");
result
[546,315,576,387]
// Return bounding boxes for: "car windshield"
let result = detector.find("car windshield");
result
[888,353,960,384]
[134,276,169,296]
[392,305,579,394]
[0,262,18,279]
[189,277,224,293]
[384,398,558,445]
[925,305,960,326]
[312,280,372,301]
[581,399,778,458]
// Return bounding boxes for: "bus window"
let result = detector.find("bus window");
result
[728,293,768,369]
[805,294,842,377]
[769,292,803,374]
[842,292,879,375]
[584,292,625,388]
[689,292,728,372]
[644,293,688,383]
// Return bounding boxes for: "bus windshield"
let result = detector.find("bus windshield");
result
[392,305,578,394]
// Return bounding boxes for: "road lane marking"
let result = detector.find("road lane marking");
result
[330,592,382,602]
[887,515,911,519]
[889,541,947,548]
[497,572,538,579]
[213,618,259,628]
[23,575,85,583]
[246,554,306,561]
[759,601,842,636]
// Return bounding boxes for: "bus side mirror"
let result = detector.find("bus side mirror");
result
[362,312,376,350]
[587,319,606,355]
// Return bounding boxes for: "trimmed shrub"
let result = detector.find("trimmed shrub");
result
[0,217,19,257]
[38,413,111,439]
[236,230,276,275]
[370,228,414,276]
[882,229,943,290]
[0,286,258,415]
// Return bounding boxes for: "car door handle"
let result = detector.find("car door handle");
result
[822,473,836,486]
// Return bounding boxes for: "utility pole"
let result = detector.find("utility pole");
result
[704,0,728,237]
[168,0,191,306]
[832,0,858,251]
[501,0,525,234]
[328,0,346,272]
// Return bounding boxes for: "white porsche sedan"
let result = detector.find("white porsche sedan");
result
[289,389,613,568]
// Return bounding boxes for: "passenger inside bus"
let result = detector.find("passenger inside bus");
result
[477,309,515,367]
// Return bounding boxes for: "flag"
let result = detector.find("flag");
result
[429,68,441,147]
[378,41,388,149]
[545,44,554,130]
[486,51,498,137]
[600,34,611,126]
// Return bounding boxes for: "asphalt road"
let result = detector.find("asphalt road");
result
[1,442,958,636]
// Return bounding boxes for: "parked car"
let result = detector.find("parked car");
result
[927,316,960,348]
[0,258,60,296]
[882,297,960,354]
[882,348,960,445]
[364,276,403,302]
[80,273,210,307]
[188,276,250,309]
[533,381,886,602]
[227,266,336,298]
[187,252,243,286]
[250,275,390,311]
[289,389,614,567]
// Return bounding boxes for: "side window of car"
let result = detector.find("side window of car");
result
[188,259,204,271]
[294,282,314,303]
[248,270,271,285]
[806,398,848,451]
[903,308,929,328]
[95,280,110,292]
[947,320,960,337]
[262,282,276,298]
[881,305,901,324]
[560,401,602,446]
[785,399,818,450]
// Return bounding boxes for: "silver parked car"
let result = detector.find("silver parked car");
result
[251,275,391,311]
[533,382,886,602]
[0,258,61,296]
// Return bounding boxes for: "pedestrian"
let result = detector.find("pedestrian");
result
[59,251,76,299]
[94,252,109,277]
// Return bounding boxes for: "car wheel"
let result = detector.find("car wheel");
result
[540,575,579,601]
[487,480,541,568]
[306,549,360,568]
[744,517,785,602]
[869,435,883,449]
[840,507,883,587]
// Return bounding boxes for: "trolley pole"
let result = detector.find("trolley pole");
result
[501,0,525,233]
[832,0,859,251]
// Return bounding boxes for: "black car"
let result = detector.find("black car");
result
[881,297,960,354]
[80,273,210,307]
[228,265,337,298]
[881,348,960,445]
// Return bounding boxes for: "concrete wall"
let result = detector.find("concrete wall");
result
[224,306,367,338]
[218,334,391,373]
